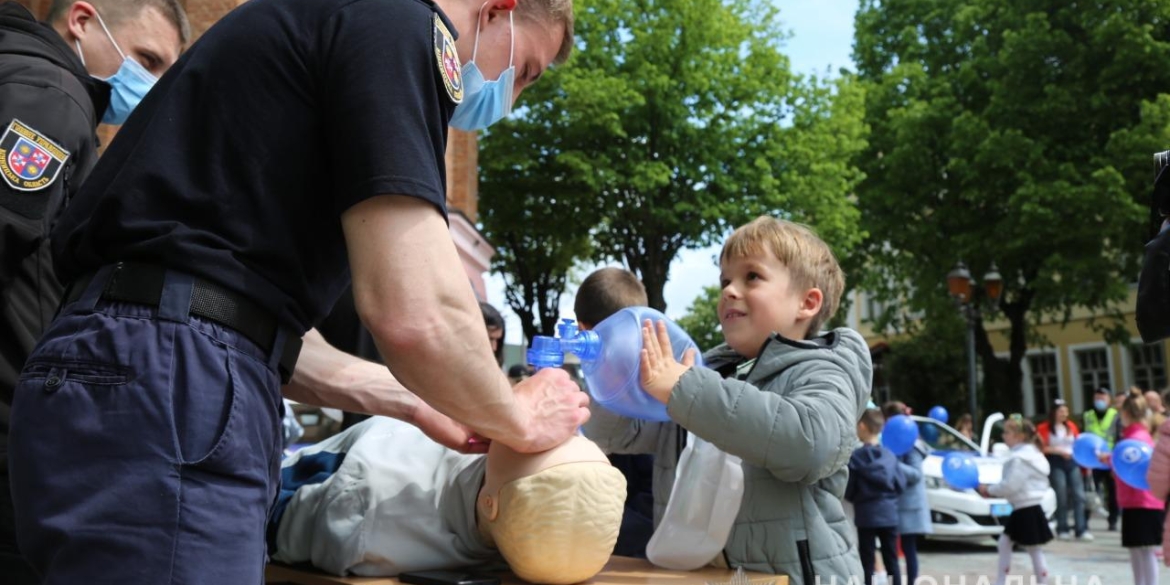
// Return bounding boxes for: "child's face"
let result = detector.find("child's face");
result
[718,250,820,357]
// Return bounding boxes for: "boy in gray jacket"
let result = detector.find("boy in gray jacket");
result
[587,216,871,583]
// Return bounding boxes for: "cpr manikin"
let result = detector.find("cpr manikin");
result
[271,418,625,584]
[477,435,625,584]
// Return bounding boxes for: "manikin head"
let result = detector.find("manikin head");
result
[476,435,625,584]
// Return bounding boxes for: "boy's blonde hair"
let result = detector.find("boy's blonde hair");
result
[515,0,575,65]
[720,216,845,338]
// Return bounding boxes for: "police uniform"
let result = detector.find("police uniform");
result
[8,0,461,581]
[0,2,109,581]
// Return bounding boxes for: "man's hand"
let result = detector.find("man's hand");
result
[411,401,491,454]
[508,368,590,453]
[640,319,696,404]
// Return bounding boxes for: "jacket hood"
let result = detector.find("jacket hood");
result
[1012,443,1050,476]
[850,444,901,491]
[0,2,109,116]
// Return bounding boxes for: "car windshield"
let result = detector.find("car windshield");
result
[915,418,979,452]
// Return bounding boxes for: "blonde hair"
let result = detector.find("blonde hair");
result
[515,0,574,65]
[1004,417,1042,450]
[1122,387,1153,433]
[720,216,845,338]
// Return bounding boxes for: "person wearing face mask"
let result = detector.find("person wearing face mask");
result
[0,0,185,582]
[8,0,580,583]
[1084,386,1121,531]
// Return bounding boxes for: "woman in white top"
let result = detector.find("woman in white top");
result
[1038,399,1090,540]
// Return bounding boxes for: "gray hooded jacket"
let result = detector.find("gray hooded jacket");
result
[583,328,872,584]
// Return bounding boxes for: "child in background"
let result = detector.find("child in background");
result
[1147,406,1170,567]
[635,216,871,583]
[572,267,657,558]
[882,401,932,585]
[977,417,1053,585]
[846,409,905,585]
[1108,389,1164,585]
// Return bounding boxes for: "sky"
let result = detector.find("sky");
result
[487,0,860,345]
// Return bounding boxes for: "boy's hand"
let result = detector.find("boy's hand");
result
[640,319,697,404]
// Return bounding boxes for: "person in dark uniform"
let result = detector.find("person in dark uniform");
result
[8,0,581,582]
[0,0,186,581]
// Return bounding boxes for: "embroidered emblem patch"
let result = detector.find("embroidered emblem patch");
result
[0,120,69,192]
[433,14,463,104]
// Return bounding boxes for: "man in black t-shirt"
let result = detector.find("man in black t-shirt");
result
[8,0,583,582]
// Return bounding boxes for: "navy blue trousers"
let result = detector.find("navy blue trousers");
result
[9,269,285,584]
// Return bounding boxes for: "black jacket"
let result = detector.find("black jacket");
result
[0,1,108,467]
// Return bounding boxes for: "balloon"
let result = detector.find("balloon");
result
[921,423,940,444]
[928,406,949,424]
[942,452,980,490]
[1072,433,1110,470]
[882,415,919,456]
[1112,439,1153,490]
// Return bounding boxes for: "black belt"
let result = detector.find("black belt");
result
[65,262,302,383]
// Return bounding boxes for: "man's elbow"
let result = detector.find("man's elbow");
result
[360,304,447,363]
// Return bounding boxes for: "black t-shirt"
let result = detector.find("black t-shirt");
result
[51,0,459,333]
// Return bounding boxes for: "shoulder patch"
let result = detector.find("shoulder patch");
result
[0,120,70,192]
[433,14,463,104]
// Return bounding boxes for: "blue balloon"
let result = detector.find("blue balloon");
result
[942,452,980,490]
[1112,439,1153,490]
[1072,433,1110,470]
[928,406,949,424]
[921,423,940,444]
[882,415,919,456]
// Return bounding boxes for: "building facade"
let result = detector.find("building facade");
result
[850,287,1168,418]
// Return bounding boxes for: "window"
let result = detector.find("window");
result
[1028,353,1059,416]
[1132,342,1167,392]
[1075,348,1110,409]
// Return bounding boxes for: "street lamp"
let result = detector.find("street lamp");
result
[947,261,1003,428]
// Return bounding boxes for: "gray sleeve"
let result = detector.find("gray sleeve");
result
[667,360,861,485]
[580,400,669,455]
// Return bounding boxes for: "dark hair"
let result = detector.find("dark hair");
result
[955,413,973,430]
[1047,398,1069,429]
[49,0,191,47]
[860,408,885,435]
[480,302,505,367]
[881,401,908,421]
[574,267,647,328]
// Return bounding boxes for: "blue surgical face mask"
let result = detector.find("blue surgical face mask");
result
[75,12,158,125]
[1094,399,1109,411]
[449,5,514,131]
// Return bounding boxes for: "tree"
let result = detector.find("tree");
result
[676,285,723,352]
[481,0,869,316]
[851,0,1170,415]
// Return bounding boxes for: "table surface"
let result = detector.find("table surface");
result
[265,556,786,585]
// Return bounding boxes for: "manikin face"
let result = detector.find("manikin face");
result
[718,250,819,357]
[476,436,625,585]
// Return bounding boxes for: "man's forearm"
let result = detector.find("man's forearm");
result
[342,196,524,443]
[282,329,420,422]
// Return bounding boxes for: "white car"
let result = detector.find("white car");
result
[912,413,1057,541]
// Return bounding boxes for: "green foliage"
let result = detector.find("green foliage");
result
[883,319,970,416]
[676,285,724,352]
[851,0,1170,413]
[481,0,869,324]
